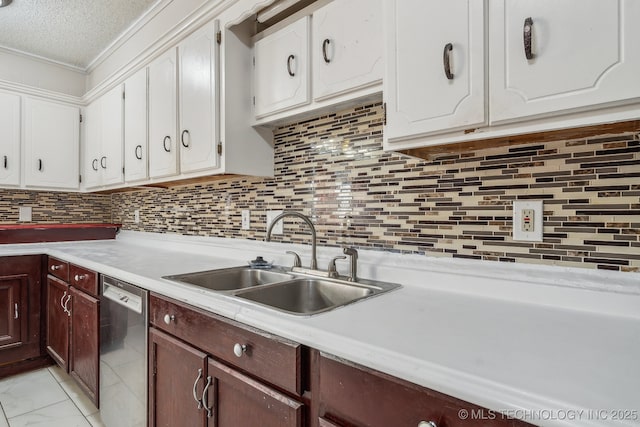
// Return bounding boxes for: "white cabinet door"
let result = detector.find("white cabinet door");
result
[100,85,124,186]
[384,0,486,143]
[312,0,383,101]
[23,98,79,190]
[83,100,102,189]
[254,16,310,118]
[0,92,21,186]
[148,49,178,178]
[179,21,220,174]
[124,68,148,182]
[490,0,640,124]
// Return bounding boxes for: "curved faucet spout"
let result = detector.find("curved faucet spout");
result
[265,211,317,270]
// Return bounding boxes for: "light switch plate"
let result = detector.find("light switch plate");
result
[513,200,543,241]
[134,209,140,224]
[241,210,251,230]
[266,210,283,235]
[19,206,32,222]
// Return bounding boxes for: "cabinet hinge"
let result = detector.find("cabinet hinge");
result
[79,174,82,184]
[252,56,255,67]
[216,31,222,45]
[217,142,223,156]
[122,91,126,100]
[252,96,255,106]
[79,114,83,123]
[383,102,387,126]
[122,167,125,175]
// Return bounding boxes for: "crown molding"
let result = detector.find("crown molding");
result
[0,45,86,74]
[0,78,83,105]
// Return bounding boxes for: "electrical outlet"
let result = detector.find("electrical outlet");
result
[134,209,140,224]
[18,206,32,222]
[513,200,543,242]
[266,210,283,235]
[241,210,251,230]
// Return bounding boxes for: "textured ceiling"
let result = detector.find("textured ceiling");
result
[0,0,159,69]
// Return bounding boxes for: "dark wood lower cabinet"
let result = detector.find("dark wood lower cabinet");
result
[0,255,44,378]
[69,287,99,403]
[149,327,303,427]
[46,276,70,370]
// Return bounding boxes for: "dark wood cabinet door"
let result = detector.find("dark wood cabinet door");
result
[205,358,303,427]
[149,327,208,427]
[69,287,99,406]
[46,276,70,371]
[0,274,28,349]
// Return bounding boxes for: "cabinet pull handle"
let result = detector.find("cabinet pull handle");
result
[3,155,6,169]
[192,368,203,409]
[100,156,107,169]
[523,17,534,60]
[163,314,175,325]
[201,376,213,418]
[163,136,171,153]
[51,264,61,271]
[60,290,67,313]
[287,54,295,77]
[233,343,247,358]
[181,130,190,148]
[14,303,18,320]
[92,159,98,171]
[135,145,143,160]
[74,274,86,282]
[418,422,437,427]
[38,159,43,172]
[443,43,454,80]
[64,295,72,317]
[322,38,331,63]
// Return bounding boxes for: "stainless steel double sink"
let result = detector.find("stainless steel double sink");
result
[163,266,400,315]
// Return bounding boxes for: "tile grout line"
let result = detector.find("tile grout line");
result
[48,369,96,424]
[0,401,8,425]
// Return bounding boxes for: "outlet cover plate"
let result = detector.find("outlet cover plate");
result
[241,210,251,230]
[19,206,32,222]
[513,200,543,242]
[266,210,283,235]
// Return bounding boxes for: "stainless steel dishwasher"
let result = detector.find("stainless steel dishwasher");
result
[100,276,148,427]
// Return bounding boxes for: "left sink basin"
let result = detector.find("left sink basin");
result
[163,266,294,292]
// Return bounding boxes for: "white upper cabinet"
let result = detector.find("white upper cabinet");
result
[23,98,79,190]
[178,21,220,174]
[490,0,640,124]
[254,16,310,118]
[148,49,178,178]
[124,68,149,183]
[0,92,21,187]
[83,85,124,189]
[312,0,383,101]
[384,0,486,143]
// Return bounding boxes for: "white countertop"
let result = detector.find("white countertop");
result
[1,231,639,427]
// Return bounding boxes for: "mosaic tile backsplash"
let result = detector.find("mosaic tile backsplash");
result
[0,190,110,223]
[110,103,640,273]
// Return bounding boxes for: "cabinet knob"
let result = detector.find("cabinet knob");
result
[51,265,61,271]
[74,274,86,281]
[418,422,437,427]
[163,314,175,325]
[233,343,247,358]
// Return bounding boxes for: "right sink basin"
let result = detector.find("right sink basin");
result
[235,276,400,315]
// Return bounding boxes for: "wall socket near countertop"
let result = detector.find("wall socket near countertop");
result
[241,210,251,230]
[18,206,32,222]
[512,200,543,242]
[266,210,283,234]
[134,209,140,224]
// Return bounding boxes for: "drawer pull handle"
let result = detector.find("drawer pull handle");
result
[201,375,213,418]
[74,274,86,282]
[418,422,437,427]
[523,17,534,60]
[233,343,247,358]
[51,265,61,271]
[192,368,203,409]
[163,314,175,325]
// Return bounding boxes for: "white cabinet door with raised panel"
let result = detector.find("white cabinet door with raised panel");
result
[254,16,310,118]
[490,0,640,124]
[312,0,383,101]
[148,49,178,178]
[83,100,102,189]
[384,0,486,144]
[124,68,148,182]
[179,21,220,174]
[24,98,79,190]
[100,85,124,186]
[0,92,21,187]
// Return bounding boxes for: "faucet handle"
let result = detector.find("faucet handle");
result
[328,255,347,278]
[343,247,358,257]
[285,251,302,268]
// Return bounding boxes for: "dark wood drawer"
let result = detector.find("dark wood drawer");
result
[317,353,531,427]
[150,293,302,396]
[69,264,98,297]
[47,257,69,282]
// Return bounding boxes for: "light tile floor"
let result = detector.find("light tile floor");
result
[0,366,106,427]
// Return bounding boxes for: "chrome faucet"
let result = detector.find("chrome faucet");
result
[265,211,317,270]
